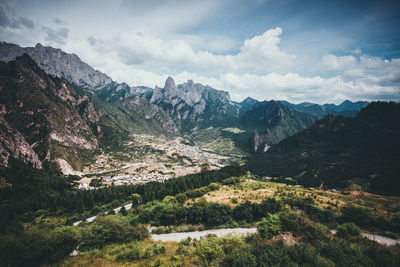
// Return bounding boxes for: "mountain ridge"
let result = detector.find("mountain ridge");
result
[245,101,400,194]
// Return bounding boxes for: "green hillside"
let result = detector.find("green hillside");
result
[246,102,400,195]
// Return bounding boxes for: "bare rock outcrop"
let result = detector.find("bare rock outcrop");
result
[0,116,42,168]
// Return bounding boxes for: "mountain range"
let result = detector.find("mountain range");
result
[0,42,369,172]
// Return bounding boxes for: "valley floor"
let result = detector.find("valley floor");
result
[74,134,237,190]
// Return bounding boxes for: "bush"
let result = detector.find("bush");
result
[222,177,242,185]
[195,237,225,266]
[80,216,148,250]
[107,207,115,215]
[340,206,377,228]
[89,178,102,187]
[116,245,142,261]
[0,226,79,266]
[203,203,232,226]
[119,206,127,216]
[175,193,187,204]
[258,214,282,239]
[336,223,361,238]
[279,210,331,242]
[207,182,219,191]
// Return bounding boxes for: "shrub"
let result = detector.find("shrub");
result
[119,206,127,216]
[222,177,242,185]
[208,182,220,191]
[195,237,225,266]
[0,226,79,266]
[258,214,282,239]
[336,223,361,238]
[175,193,187,204]
[80,216,149,250]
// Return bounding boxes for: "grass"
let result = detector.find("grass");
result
[57,175,400,266]
[185,126,249,158]
[190,179,400,214]
[59,239,181,267]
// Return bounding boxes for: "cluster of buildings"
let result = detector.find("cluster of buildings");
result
[103,172,172,186]
[167,139,213,161]
[77,171,173,190]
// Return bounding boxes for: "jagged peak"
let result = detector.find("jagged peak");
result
[242,97,258,104]
[165,76,176,90]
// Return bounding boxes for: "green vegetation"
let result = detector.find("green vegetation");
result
[186,126,251,157]
[240,100,318,145]
[2,161,400,266]
[257,214,282,238]
[0,160,244,233]
[246,102,400,195]
[337,223,361,237]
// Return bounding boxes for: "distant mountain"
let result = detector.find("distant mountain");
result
[0,55,180,172]
[246,102,400,195]
[151,77,240,132]
[280,100,368,118]
[0,41,374,168]
[0,42,115,91]
[239,97,258,115]
[240,100,317,152]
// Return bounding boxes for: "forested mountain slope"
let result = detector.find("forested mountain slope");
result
[246,102,400,194]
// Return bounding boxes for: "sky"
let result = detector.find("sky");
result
[0,0,399,104]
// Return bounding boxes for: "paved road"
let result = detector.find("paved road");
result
[151,227,258,242]
[152,228,400,244]
[72,203,133,226]
[362,233,400,246]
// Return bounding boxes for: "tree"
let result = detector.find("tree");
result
[258,213,282,239]
[119,206,127,216]
[131,193,142,206]
[107,207,115,215]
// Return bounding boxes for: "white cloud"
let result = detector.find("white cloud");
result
[320,54,358,72]
[0,6,34,29]
[89,27,295,73]
[43,26,69,45]
[319,54,400,87]
[235,27,295,71]
[61,34,399,105]
[217,72,399,103]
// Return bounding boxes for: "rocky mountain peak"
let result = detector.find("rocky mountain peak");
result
[0,42,113,91]
[165,76,176,90]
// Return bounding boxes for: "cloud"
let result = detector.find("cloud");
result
[319,54,358,72]
[91,27,295,73]
[235,28,295,71]
[53,17,67,25]
[85,48,399,104]
[43,26,69,45]
[217,72,399,103]
[319,54,400,87]
[68,28,399,104]
[0,6,34,29]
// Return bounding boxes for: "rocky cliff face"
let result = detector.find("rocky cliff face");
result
[0,42,113,91]
[151,77,240,132]
[0,116,42,168]
[0,55,101,170]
